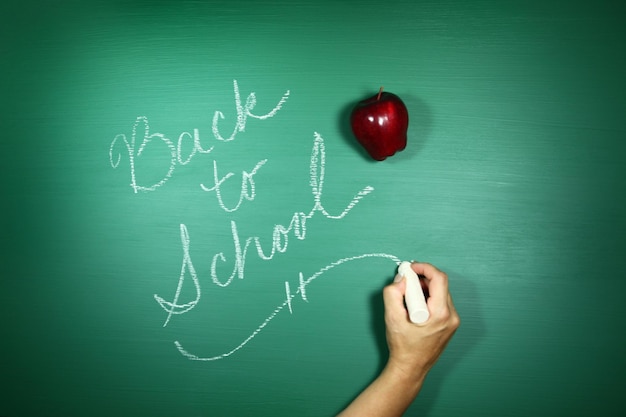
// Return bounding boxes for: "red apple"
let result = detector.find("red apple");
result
[350,87,409,160]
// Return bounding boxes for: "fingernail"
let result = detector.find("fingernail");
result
[394,274,405,283]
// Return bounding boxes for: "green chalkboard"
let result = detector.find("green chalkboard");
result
[2,1,625,416]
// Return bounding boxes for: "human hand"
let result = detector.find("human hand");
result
[336,262,459,417]
[383,262,460,382]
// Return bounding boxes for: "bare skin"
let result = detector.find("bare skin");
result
[337,262,460,417]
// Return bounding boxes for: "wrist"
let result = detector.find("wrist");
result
[383,358,428,393]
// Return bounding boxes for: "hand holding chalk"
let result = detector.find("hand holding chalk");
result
[339,262,459,416]
[397,261,430,324]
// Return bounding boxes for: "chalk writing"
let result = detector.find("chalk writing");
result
[109,80,290,193]
[154,133,375,324]
[110,80,396,361]
[109,115,177,192]
[174,253,400,361]
[200,159,267,213]
[154,224,199,327]
[212,79,290,142]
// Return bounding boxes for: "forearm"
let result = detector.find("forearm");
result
[337,362,426,417]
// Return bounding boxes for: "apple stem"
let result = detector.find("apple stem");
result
[377,86,384,100]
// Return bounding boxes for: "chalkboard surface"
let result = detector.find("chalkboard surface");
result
[2,1,625,416]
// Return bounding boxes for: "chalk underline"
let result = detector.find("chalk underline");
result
[174,252,401,361]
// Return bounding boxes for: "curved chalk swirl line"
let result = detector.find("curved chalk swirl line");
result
[174,252,401,361]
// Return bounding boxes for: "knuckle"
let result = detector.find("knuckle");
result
[433,307,460,330]
[450,312,461,330]
[382,284,395,298]
[437,307,452,321]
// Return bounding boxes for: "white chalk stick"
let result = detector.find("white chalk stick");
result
[398,261,430,324]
